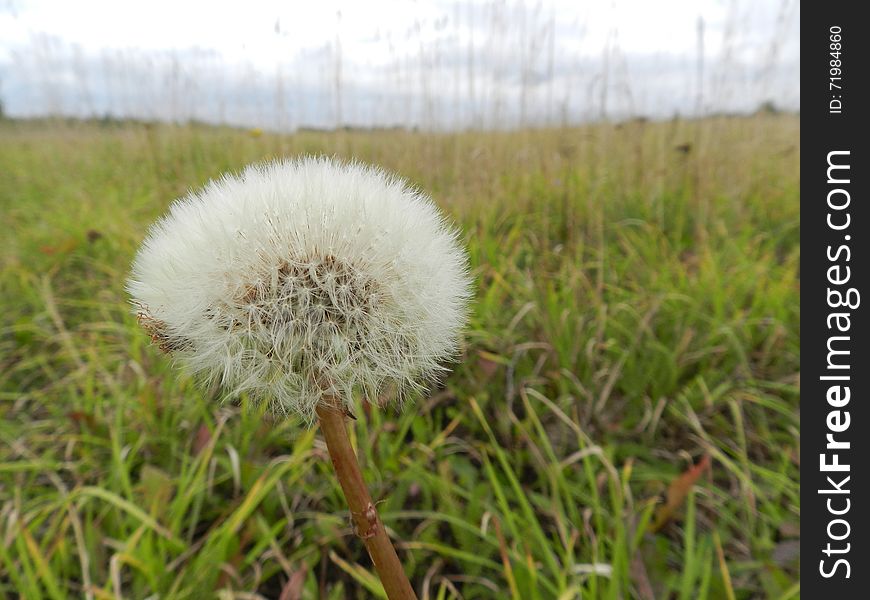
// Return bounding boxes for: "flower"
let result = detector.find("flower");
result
[128,157,471,420]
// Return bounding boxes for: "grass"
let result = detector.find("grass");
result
[0,115,800,599]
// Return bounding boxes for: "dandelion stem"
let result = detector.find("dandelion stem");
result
[316,403,418,600]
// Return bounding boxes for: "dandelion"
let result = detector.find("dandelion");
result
[128,156,471,599]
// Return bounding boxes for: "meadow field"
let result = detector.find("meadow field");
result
[0,115,799,599]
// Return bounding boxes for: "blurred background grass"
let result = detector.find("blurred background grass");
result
[1,114,799,598]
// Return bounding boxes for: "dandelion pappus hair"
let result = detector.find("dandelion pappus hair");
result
[127,156,471,422]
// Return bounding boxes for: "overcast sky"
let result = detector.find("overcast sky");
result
[0,0,799,129]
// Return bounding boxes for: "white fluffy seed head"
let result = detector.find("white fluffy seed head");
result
[128,157,472,421]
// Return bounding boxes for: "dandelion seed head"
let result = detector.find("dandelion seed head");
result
[128,157,471,421]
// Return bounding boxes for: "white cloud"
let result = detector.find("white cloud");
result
[0,0,799,128]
